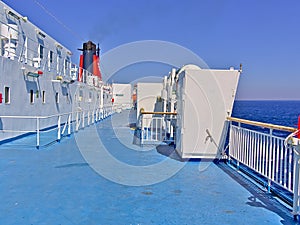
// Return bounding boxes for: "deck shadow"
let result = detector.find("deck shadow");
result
[216,161,298,225]
[156,144,188,162]
[55,162,89,168]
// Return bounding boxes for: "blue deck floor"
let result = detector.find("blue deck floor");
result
[0,110,298,225]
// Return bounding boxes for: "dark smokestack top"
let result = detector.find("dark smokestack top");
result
[83,41,96,52]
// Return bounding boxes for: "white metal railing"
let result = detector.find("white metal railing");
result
[0,106,114,148]
[229,125,294,191]
[227,117,300,217]
[141,117,165,145]
[139,111,177,146]
[285,130,300,217]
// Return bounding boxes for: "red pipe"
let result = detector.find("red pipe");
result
[78,55,84,82]
[93,55,102,80]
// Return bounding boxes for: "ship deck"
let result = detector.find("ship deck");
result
[0,110,298,225]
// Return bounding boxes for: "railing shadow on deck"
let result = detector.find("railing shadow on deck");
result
[216,161,297,225]
[227,116,300,221]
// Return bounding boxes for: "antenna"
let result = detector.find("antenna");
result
[97,43,100,56]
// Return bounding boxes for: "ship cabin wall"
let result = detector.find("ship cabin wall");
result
[174,65,240,159]
[0,2,75,79]
[0,2,109,142]
[112,83,132,111]
[136,82,163,121]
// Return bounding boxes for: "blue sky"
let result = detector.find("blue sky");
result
[3,0,300,100]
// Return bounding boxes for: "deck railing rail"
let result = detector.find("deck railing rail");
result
[0,106,113,148]
[227,116,300,217]
[138,111,177,146]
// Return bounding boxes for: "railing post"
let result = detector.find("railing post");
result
[267,128,273,193]
[57,115,61,141]
[236,122,241,170]
[36,117,40,148]
[68,114,71,135]
[82,111,85,128]
[95,109,98,122]
[141,114,144,146]
[76,111,79,131]
[293,140,300,219]
[227,121,232,165]
[92,109,95,123]
[170,114,174,140]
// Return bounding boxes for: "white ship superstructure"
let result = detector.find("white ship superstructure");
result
[0,1,112,143]
[2,1,300,223]
[138,64,241,159]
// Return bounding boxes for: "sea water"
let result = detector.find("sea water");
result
[232,100,300,128]
[231,100,300,138]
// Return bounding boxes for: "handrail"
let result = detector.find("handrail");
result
[227,116,297,132]
[141,111,177,115]
[0,106,114,148]
[0,108,109,119]
[138,111,176,146]
[228,117,300,217]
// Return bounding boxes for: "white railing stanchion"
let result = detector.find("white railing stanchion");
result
[68,114,71,135]
[170,114,173,140]
[57,115,61,141]
[82,111,85,128]
[36,117,40,148]
[141,113,144,146]
[76,111,79,131]
[92,110,95,123]
[292,139,300,218]
[267,128,273,193]
[228,121,233,165]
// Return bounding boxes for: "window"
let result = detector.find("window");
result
[55,92,59,103]
[23,37,28,63]
[65,59,69,69]
[30,90,34,104]
[66,93,70,104]
[56,49,62,74]
[4,86,10,104]
[48,51,53,71]
[49,51,53,63]
[39,44,44,59]
[56,55,60,73]
[42,91,46,103]
[64,59,68,75]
